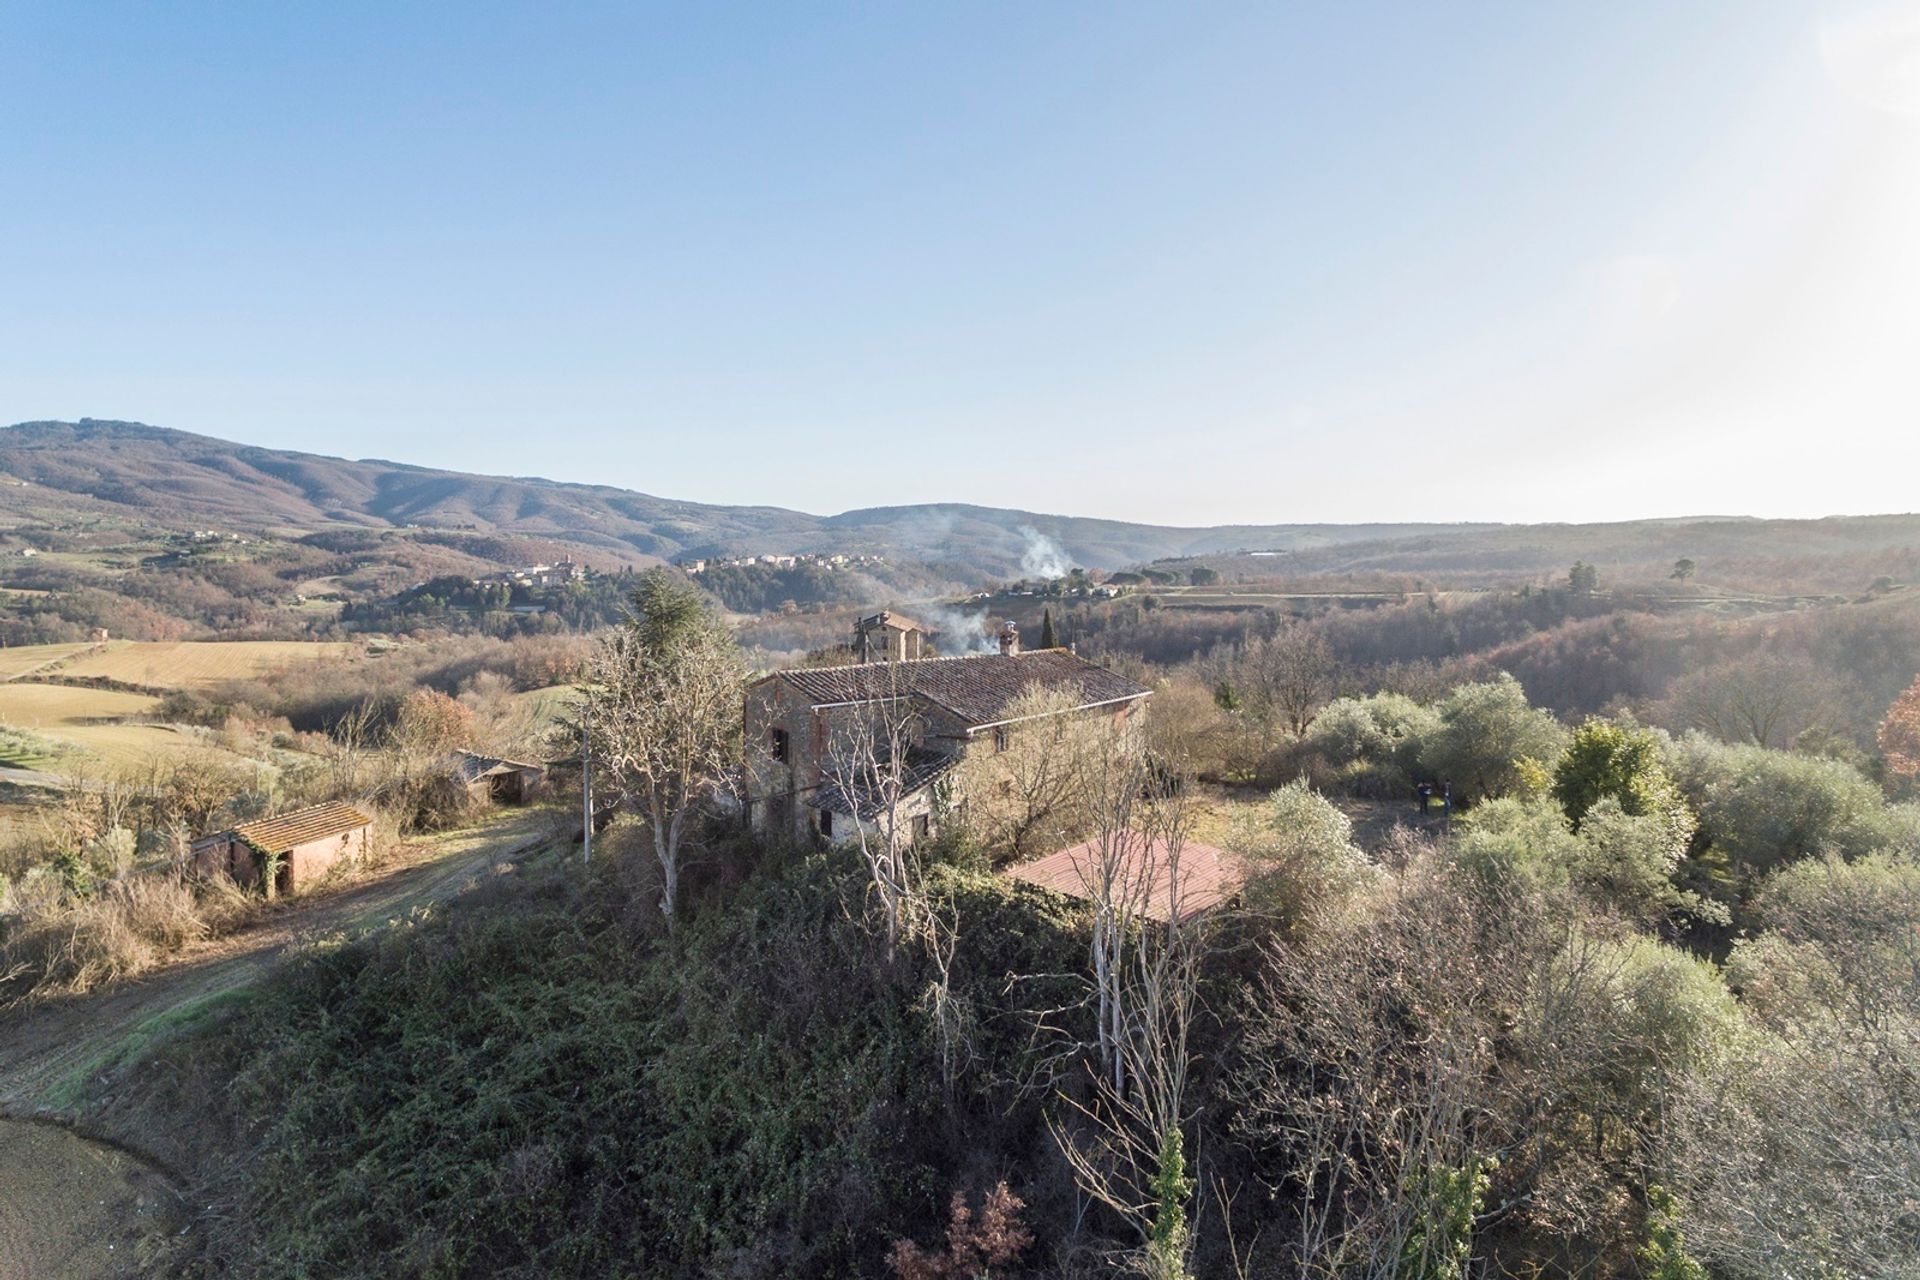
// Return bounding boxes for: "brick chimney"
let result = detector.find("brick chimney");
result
[997,619,1020,656]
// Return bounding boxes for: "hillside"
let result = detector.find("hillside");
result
[0,420,1484,575]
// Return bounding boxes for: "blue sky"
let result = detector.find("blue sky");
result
[4,2,1917,524]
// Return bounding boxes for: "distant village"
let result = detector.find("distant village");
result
[679,551,888,575]
[471,556,591,591]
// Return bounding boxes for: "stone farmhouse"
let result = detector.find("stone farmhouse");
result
[742,617,1151,845]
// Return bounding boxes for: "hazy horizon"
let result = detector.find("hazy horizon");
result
[15,415,1918,531]
[6,2,1919,525]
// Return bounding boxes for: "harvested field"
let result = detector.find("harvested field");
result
[0,683,159,722]
[0,642,91,680]
[0,683,239,771]
[54,640,360,690]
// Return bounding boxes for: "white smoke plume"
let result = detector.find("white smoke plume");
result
[1017,525,1073,580]
[920,604,1000,655]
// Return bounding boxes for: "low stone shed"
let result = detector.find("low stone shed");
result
[446,750,547,804]
[191,801,373,897]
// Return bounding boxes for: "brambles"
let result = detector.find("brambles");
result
[886,1183,1033,1280]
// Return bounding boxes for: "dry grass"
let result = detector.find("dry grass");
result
[0,875,260,1000]
[0,682,249,771]
[0,643,90,680]
[55,640,361,690]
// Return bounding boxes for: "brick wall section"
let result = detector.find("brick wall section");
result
[284,825,370,890]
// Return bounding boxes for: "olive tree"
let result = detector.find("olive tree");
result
[1419,675,1566,802]
[1666,734,1901,883]
[1229,779,1380,938]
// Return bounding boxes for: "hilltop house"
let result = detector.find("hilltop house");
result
[851,610,926,663]
[742,620,1151,844]
[191,801,373,897]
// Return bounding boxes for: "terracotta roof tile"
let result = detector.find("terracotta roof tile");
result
[766,649,1149,728]
[229,801,372,854]
[1003,837,1244,923]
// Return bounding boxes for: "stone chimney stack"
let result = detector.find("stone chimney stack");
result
[997,619,1020,656]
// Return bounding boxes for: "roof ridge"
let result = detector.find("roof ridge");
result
[779,648,1087,679]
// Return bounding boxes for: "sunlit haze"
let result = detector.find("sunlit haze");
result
[4,1,1917,525]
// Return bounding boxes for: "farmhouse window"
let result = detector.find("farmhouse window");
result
[771,727,789,763]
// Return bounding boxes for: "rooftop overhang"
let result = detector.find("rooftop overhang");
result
[962,689,1152,736]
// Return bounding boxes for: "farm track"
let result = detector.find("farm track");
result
[0,808,564,1114]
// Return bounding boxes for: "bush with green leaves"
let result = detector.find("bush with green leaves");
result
[1673,852,1920,1278]
[1637,1185,1709,1280]
[1666,733,1911,884]
[1455,796,1718,927]
[1419,675,1567,802]
[1229,779,1380,937]
[1551,719,1683,828]
[1300,691,1440,796]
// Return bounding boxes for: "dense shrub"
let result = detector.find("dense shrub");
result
[1296,691,1438,797]
[1666,735,1913,884]
[1672,852,1920,1277]
[1228,780,1381,937]
[1419,675,1567,802]
[115,850,1086,1278]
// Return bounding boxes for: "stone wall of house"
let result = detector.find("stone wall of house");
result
[192,826,370,893]
[285,825,369,890]
[742,676,1144,847]
[744,680,821,841]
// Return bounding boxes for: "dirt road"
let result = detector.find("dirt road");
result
[0,1118,178,1280]
[0,808,565,1279]
[0,808,563,1113]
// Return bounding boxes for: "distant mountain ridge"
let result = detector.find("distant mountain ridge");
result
[0,420,1492,575]
[5,420,1915,584]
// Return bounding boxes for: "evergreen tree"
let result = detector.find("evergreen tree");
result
[1038,608,1058,649]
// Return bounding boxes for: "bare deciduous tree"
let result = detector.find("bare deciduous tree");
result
[959,686,1105,861]
[581,570,744,926]
[1051,731,1207,1280]
[1666,650,1844,749]
[820,660,928,960]
[1235,625,1337,741]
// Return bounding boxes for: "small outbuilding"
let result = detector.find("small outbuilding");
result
[446,750,547,804]
[191,801,374,897]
